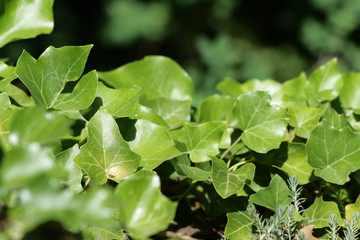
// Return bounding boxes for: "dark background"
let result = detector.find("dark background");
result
[2,0,360,103]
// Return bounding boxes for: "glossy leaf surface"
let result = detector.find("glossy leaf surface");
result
[224,211,253,240]
[0,0,54,47]
[74,109,140,185]
[130,119,181,169]
[114,171,177,239]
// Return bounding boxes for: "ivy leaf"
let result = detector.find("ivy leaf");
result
[233,91,288,153]
[249,174,292,211]
[305,58,343,102]
[281,72,307,105]
[212,157,255,198]
[98,56,194,127]
[97,82,142,118]
[83,226,124,240]
[306,120,360,184]
[16,45,92,108]
[345,196,360,222]
[177,121,227,162]
[273,143,314,185]
[340,72,360,113]
[114,171,177,239]
[171,155,211,182]
[0,0,54,47]
[197,95,234,123]
[53,70,98,110]
[224,210,253,240]
[129,119,181,170]
[287,105,327,138]
[55,144,83,193]
[74,108,140,185]
[9,107,71,147]
[303,197,344,228]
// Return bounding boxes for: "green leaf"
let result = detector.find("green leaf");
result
[9,107,71,146]
[281,72,307,106]
[98,56,194,127]
[216,77,243,97]
[177,121,227,162]
[74,108,140,185]
[273,143,314,185]
[305,58,343,102]
[16,45,92,108]
[171,154,210,182]
[224,211,253,240]
[55,144,83,192]
[97,82,142,118]
[1,145,54,188]
[212,157,255,198]
[145,97,191,128]
[1,83,34,107]
[233,91,288,153]
[306,120,360,184]
[129,119,181,170]
[249,174,292,211]
[303,197,344,228]
[287,105,327,138]
[345,196,360,221]
[340,72,360,113]
[53,70,98,110]
[114,171,177,239]
[0,0,54,48]
[83,226,124,240]
[197,95,234,123]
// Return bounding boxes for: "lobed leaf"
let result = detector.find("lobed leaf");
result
[306,120,360,184]
[233,91,288,153]
[212,157,255,199]
[224,210,253,240]
[177,121,227,162]
[16,45,92,108]
[74,108,140,185]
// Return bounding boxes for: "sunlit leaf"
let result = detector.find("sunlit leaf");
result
[74,108,140,185]
[345,196,360,222]
[249,174,292,211]
[233,91,288,153]
[306,120,360,184]
[212,157,255,198]
[177,121,226,162]
[53,70,98,110]
[0,0,54,47]
[303,197,344,228]
[129,119,181,170]
[197,95,234,123]
[114,171,177,239]
[16,45,92,108]
[340,72,360,114]
[224,210,253,240]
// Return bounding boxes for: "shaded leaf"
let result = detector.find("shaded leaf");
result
[212,157,255,198]
[306,120,360,184]
[130,119,181,170]
[0,0,54,47]
[16,45,92,108]
[249,174,292,211]
[74,108,140,185]
[55,144,83,192]
[303,197,344,228]
[114,171,177,239]
[233,91,288,153]
[177,121,227,162]
[171,154,210,182]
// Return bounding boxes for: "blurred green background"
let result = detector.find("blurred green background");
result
[2,0,360,104]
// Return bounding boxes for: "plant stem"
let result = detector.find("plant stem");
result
[221,134,242,160]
